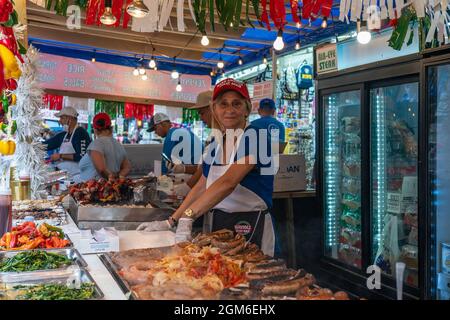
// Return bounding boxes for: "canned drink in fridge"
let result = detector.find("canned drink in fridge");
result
[443,243,450,274]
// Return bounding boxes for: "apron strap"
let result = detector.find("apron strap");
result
[245,210,263,246]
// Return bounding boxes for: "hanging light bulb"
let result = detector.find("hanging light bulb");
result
[126,0,149,18]
[201,33,210,46]
[230,22,233,27]
[263,55,268,65]
[296,21,302,28]
[100,0,117,25]
[154,66,158,71]
[210,70,215,77]
[273,29,285,51]
[217,58,224,69]
[133,67,139,76]
[171,57,179,79]
[149,57,156,69]
[171,70,179,79]
[295,39,301,50]
[91,56,96,63]
[321,17,328,29]
[238,57,243,65]
[357,20,371,44]
[139,66,146,75]
[141,73,148,80]
[176,79,182,92]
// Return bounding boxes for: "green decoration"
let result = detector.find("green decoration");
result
[388,8,416,51]
[75,0,88,9]
[209,0,215,32]
[45,0,69,16]
[94,100,125,120]
[4,10,18,27]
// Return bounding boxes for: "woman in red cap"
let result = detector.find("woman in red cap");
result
[138,78,277,256]
[78,113,131,182]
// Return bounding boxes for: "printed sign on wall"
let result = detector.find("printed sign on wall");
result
[36,53,211,104]
[315,44,338,74]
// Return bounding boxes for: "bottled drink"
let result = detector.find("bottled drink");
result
[0,188,12,237]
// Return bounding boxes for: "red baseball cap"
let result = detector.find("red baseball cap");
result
[213,78,250,101]
[93,112,112,130]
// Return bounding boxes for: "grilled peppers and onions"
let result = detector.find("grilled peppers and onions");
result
[0,222,70,250]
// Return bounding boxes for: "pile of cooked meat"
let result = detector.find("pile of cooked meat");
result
[107,229,350,300]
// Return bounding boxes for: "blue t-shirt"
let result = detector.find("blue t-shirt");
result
[43,127,91,162]
[162,127,202,174]
[202,125,275,209]
[251,116,286,143]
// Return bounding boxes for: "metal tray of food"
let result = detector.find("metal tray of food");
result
[0,267,104,300]
[0,232,74,252]
[0,248,87,274]
[99,253,135,300]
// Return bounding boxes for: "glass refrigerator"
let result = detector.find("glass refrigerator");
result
[426,55,450,300]
[317,56,423,299]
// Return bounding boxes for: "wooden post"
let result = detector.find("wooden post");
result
[13,0,28,48]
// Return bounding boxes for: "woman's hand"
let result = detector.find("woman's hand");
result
[175,218,193,243]
[137,220,172,232]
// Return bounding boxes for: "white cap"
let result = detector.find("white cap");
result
[55,106,79,118]
[147,113,170,132]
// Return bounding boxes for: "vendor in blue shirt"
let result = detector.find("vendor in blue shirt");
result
[138,79,277,257]
[43,106,91,180]
[251,98,286,153]
[147,113,201,175]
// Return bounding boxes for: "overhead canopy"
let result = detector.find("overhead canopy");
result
[27,0,355,75]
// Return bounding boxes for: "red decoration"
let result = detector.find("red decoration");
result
[85,0,128,28]
[0,0,13,23]
[260,0,271,30]
[299,0,333,21]
[124,103,154,121]
[5,78,16,90]
[122,0,133,28]
[321,0,333,17]
[0,26,24,63]
[42,93,63,110]
[290,0,300,24]
[269,0,286,30]
[0,55,5,92]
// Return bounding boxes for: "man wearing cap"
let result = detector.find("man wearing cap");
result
[173,90,213,197]
[251,98,286,153]
[43,106,91,179]
[147,112,201,175]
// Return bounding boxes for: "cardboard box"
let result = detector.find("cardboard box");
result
[273,154,307,192]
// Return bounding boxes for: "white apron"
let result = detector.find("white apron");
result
[57,127,81,178]
[203,132,275,256]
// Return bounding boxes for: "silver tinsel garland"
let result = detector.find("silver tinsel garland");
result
[12,46,48,198]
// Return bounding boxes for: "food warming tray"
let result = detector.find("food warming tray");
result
[68,197,174,230]
[99,254,135,299]
[0,248,87,275]
[0,267,104,300]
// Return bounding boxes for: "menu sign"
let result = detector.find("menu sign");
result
[250,81,273,112]
[36,53,211,104]
[315,44,338,74]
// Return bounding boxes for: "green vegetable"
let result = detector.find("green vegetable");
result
[0,251,72,272]
[15,283,95,300]
[43,223,65,239]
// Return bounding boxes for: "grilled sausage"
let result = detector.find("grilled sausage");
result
[247,269,298,281]
[261,273,316,296]
[224,242,246,256]
[211,234,245,249]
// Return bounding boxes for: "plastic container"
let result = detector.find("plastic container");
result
[0,188,12,237]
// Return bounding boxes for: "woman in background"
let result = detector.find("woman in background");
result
[79,113,131,181]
